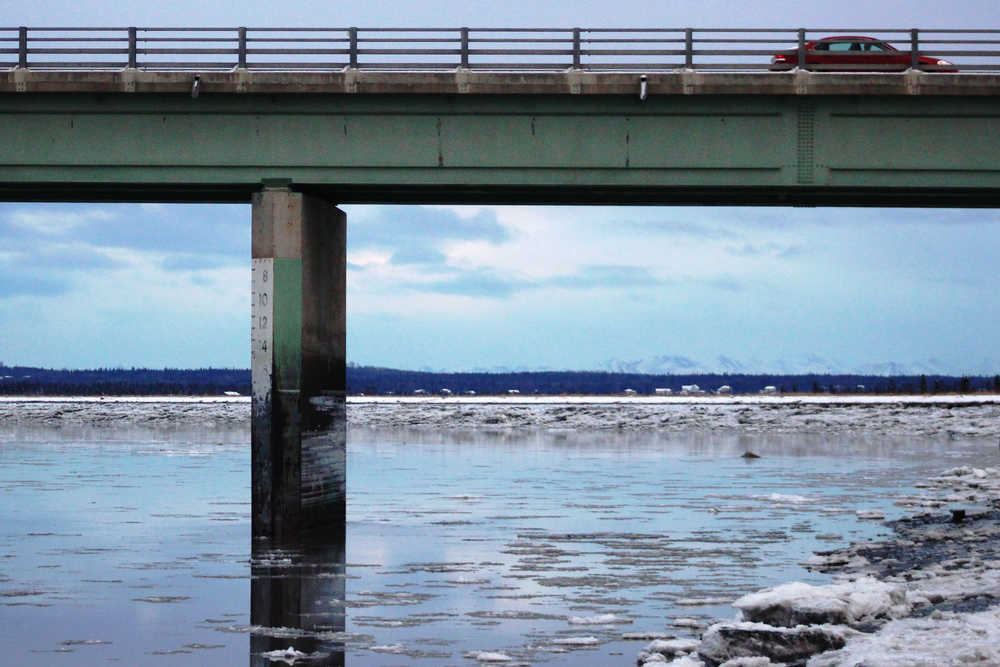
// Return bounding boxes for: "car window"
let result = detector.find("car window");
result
[863,42,890,52]
[813,42,829,51]
[826,41,854,52]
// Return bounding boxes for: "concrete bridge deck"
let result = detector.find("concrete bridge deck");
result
[4,68,1000,97]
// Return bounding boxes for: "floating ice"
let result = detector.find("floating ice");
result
[551,636,601,646]
[637,637,701,663]
[765,493,812,504]
[674,596,732,607]
[261,646,307,664]
[370,643,406,653]
[471,651,513,662]
[567,613,629,625]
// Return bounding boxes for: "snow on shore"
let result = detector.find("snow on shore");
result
[639,466,1000,666]
[1,395,999,437]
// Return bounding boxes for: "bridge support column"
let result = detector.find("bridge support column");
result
[251,187,346,542]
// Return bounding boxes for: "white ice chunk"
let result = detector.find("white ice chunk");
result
[473,651,513,662]
[568,613,630,625]
[261,646,308,664]
[733,578,909,627]
[552,636,601,645]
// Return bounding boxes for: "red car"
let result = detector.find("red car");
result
[770,36,957,72]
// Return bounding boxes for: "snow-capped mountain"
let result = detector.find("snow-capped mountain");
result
[599,355,999,376]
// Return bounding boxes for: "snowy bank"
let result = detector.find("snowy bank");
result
[1,396,998,438]
[638,466,1000,666]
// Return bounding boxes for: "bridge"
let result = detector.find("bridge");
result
[2,26,999,541]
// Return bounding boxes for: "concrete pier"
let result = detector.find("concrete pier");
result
[251,188,346,541]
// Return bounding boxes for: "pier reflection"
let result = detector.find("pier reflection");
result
[250,529,346,666]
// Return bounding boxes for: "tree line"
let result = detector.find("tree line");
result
[1,364,998,397]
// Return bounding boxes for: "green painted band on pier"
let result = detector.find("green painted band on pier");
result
[272,257,302,392]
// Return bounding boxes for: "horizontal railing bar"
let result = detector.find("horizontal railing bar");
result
[134,48,238,54]
[906,29,1000,33]
[469,38,575,43]
[357,48,463,55]
[579,49,688,56]
[132,27,242,32]
[246,49,350,55]
[20,61,130,67]
[464,49,574,55]
[17,27,130,31]
[580,38,687,43]
[27,48,130,54]
[355,38,461,43]
[248,38,349,43]
[138,37,237,43]
[26,37,129,42]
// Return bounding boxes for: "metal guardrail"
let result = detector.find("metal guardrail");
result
[0,27,998,72]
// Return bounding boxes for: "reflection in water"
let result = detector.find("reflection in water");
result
[251,530,346,666]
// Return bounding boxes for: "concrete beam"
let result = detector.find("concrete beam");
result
[251,188,346,542]
[2,68,1000,96]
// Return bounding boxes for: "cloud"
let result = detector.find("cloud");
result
[17,245,123,271]
[160,253,239,272]
[421,271,528,298]
[618,218,741,240]
[0,245,123,300]
[349,206,510,268]
[1,204,248,257]
[0,273,68,297]
[543,264,664,290]
[701,275,744,292]
[413,264,666,298]
[389,246,448,266]
[726,242,806,258]
[350,206,509,248]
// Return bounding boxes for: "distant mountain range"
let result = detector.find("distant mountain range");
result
[599,355,999,377]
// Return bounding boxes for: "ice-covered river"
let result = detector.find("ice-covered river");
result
[0,400,998,665]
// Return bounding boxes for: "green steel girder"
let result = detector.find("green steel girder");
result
[0,92,998,206]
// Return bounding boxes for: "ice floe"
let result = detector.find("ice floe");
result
[567,613,630,625]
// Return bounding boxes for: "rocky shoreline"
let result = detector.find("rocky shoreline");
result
[638,466,1000,666]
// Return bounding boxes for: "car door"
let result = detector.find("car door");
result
[824,40,861,69]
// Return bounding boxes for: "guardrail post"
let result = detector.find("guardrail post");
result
[685,28,693,68]
[910,28,919,69]
[797,28,806,68]
[460,27,469,67]
[238,27,247,68]
[349,27,358,67]
[18,26,27,68]
[572,28,581,68]
[128,27,137,68]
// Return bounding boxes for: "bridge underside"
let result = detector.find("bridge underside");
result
[2,183,1000,207]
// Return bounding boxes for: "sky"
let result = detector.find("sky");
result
[2,1,999,375]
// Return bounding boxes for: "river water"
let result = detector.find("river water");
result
[1,421,997,665]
